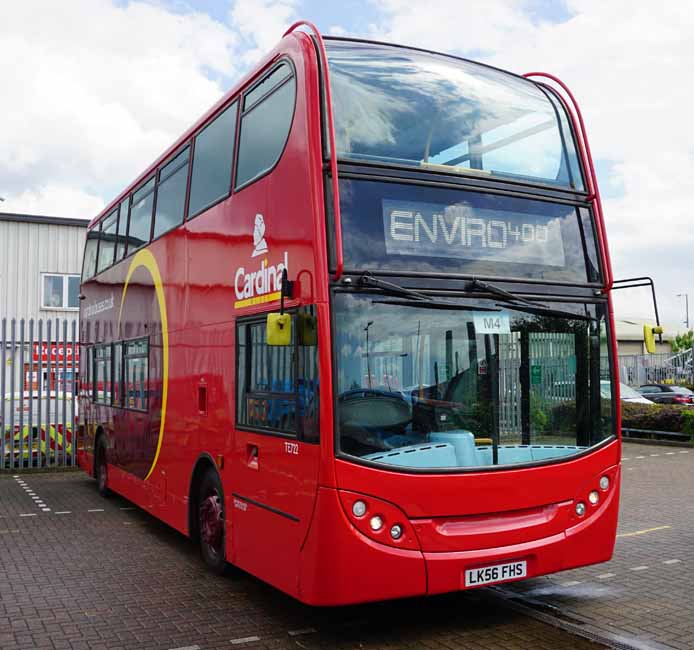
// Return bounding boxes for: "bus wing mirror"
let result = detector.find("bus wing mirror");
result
[644,325,663,354]
[298,313,317,346]
[267,313,292,346]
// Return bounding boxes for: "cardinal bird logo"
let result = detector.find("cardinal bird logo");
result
[252,213,269,257]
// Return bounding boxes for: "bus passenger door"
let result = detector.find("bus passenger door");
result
[231,309,320,597]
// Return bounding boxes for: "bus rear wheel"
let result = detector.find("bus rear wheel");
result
[95,440,111,498]
[197,469,227,575]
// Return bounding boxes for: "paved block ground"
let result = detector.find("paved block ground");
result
[0,471,604,650]
[503,442,694,649]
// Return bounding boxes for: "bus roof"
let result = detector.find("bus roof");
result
[88,31,553,230]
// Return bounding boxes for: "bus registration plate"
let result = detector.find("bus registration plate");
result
[464,560,527,587]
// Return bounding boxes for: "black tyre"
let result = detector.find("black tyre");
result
[197,469,227,575]
[94,439,111,497]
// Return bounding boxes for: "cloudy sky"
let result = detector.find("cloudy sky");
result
[1,0,691,326]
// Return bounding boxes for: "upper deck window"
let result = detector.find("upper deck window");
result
[188,102,238,218]
[116,197,129,261]
[326,40,584,190]
[129,177,155,249]
[154,146,189,238]
[235,63,296,189]
[96,210,118,274]
[82,227,99,281]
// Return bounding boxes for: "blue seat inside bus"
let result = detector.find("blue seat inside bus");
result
[364,430,585,468]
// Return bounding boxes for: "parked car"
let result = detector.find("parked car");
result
[601,381,653,405]
[637,384,694,405]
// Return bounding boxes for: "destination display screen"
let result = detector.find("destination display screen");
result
[383,199,566,267]
[338,179,601,284]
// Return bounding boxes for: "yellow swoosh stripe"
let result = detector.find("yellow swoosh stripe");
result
[119,249,169,482]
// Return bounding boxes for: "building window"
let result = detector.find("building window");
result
[41,273,80,310]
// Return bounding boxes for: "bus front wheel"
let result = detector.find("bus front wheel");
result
[197,469,227,575]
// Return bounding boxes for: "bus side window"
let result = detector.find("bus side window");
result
[297,306,319,443]
[82,226,100,281]
[188,102,238,219]
[124,338,149,411]
[129,178,155,250]
[97,210,118,274]
[153,146,190,239]
[85,346,93,399]
[236,308,319,442]
[94,344,112,405]
[112,342,122,407]
[235,62,296,190]
[116,196,129,261]
[237,319,296,434]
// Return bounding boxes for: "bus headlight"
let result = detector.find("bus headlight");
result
[369,515,383,531]
[390,524,403,540]
[575,502,586,516]
[589,490,600,505]
[599,476,610,491]
[352,500,367,517]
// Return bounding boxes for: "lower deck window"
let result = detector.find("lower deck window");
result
[124,339,149,411]
[236,307,319,439]
[94,345,111,404]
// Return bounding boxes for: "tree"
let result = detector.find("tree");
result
[671,330,694,353]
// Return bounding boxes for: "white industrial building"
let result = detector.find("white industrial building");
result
[0,212,88,395]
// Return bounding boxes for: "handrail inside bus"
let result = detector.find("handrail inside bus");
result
[284,20,344,282]
[523,72,613,290]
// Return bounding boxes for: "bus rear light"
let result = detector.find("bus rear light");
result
[338,489,420,550]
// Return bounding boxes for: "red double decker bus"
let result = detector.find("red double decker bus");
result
[78,22,619,605]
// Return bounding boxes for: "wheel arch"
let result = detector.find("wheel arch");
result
[188,453,222,540]
[92,425,107,477]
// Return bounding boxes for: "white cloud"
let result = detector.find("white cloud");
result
[1,185,104,221]
[229,0,299,66]
[0,0,303,223]
[371,0,694,324]
[0,0,238,219]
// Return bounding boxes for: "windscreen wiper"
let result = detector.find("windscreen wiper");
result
[499,302,595,322]
[357,273,432,301]
[372,298,500,311]
[467,278,596,321]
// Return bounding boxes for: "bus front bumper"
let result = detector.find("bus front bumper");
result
[298,475,618,606]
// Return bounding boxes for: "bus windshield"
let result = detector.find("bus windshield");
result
[326,40,584,190]
[334,292,613,470]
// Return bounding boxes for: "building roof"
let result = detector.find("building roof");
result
[0,212,89,228]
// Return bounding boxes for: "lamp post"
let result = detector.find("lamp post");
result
[364,321,374,388]
[677,293,690,330]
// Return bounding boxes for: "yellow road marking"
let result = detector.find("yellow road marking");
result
[617,525,671,538]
